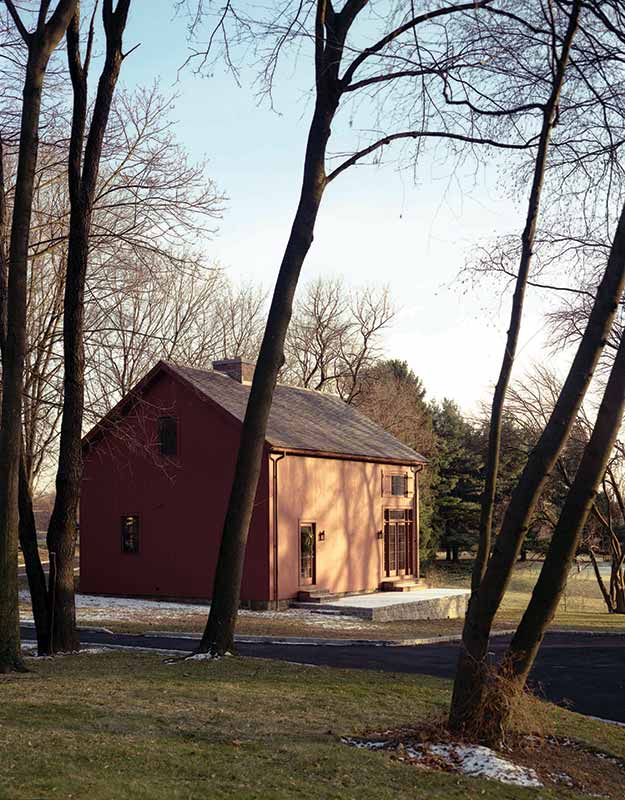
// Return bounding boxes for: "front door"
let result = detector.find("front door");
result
[299,522,316,585]
[384,509,413,577]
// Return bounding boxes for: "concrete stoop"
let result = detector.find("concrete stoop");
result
[291,588,471,622]
[296,588,337,603]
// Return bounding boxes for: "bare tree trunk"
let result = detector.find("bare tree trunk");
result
[501,317,625,693]
[47,0,131,653]
[197,0,362,655]
[450,198,625,731]
[474,1,581,592]
[0,0,80,671]
[18,455,50,653]
[0,60,46,670]
[1,125,51,658]
[199,99,333,655]
[589,547,615,612]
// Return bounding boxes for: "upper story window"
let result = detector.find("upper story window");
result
[390,474,408,496]
[121,515,139,554]
[157,416,178,457]
[381,471,411,497]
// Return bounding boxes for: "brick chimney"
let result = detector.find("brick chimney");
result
[212,357,256,384]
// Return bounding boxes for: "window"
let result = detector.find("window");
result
[121,515,139,554]
[391,473,408,496]
[157,416,178,457]
[384,508,413,523]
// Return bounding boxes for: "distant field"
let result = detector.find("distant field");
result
[428,558,625,633]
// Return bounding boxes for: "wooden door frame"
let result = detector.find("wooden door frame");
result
[298,520,317,586]
[383,508,413,578]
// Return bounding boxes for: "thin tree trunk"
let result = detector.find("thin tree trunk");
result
[0,0,78,674]
[502,318,625,689]
[0,134,51,656]
[197,0,365,657]
[18,455,50,653]
[450,198,625,731]
[46,0,131,653]
[0,51,47,674]
[199,100,333,655]
[473,1,581,592]
[589,547,614,612]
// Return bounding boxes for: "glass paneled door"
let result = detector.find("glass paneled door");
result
[383,509,414,576]
[299,522,316,585]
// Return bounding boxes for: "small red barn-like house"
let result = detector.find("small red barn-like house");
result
[80,358,426,606]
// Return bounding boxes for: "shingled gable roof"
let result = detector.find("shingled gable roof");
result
[163,361,426,465]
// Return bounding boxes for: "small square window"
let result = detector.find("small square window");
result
[391,474,408,496]
[158,416,178,457]
[121,515,139,554]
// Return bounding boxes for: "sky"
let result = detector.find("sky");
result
[116,2,557,413]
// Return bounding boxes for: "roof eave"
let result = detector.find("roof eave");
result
[267,444,427,467]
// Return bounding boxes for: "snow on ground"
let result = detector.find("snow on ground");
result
[183,651,233,662]
[424,744,542,788]
[18,590,367,629]
[342,738,543,789]
[21,644,113,658]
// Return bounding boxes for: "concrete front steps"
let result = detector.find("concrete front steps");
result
[296,588,338,603]
[379,577,428,592]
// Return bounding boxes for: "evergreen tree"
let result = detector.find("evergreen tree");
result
[430,400,482,562]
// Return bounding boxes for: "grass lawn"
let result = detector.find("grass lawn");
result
[2,651,625,799]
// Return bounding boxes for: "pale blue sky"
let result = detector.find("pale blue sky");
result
[117,2,553,411]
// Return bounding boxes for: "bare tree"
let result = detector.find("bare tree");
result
[584,462,625,615]
[449,0,625,735]
[284,278,393,399]
[497,317,625,718]
[41,0,134,654]
[508,366,625,614]
[474,0,581,592]
[188,0,549,656]
[0,0,78,674]
[450,197,625,734]
[84,268,242,418]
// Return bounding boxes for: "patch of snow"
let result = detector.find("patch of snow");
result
[342,738,543,789]
[343,738,388,750]
[548,772,574,787]
[183,651,232,661]
[19,590,366,629]
[425,744,542,788]
[23,646,112,659]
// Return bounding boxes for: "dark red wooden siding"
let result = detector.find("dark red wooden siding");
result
[79,370,270,602]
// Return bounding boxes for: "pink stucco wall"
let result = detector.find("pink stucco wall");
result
[80,370,270,603]
[271,454,416,600]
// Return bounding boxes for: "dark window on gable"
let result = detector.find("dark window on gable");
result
[121,515,139,554]
[158,416,178,457]
[391,474,408,496]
